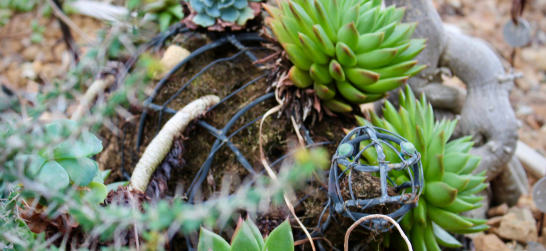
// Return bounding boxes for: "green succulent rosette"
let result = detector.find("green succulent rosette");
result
[184,0,262,29]
[264,0,427,112]
[11,119,107,205]
[355,86,488,250]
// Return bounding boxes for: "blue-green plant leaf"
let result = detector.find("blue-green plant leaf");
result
[35,161,69,191]
[230,221,260,251]
[206,3,221,17]
[263,220,294,251]
[53,131,95,159]
[193,13,217,26]
[15,154,46,177]
[197,227,231,251]
[201,0,215,7]
[101,169,111,180]
[220,7,239,22]
[57,157,98,186]
[106,181,129,192]
[236,6,254,26]
[190,0,206,12]
[218,0,235,9]
[245,218,265,250]
[233,0,247,9]
[89,133,103,156]
[79,181,108,204]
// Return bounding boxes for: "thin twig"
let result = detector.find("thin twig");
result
[44,0,94,43]
[259,105,317,251]
[344,214,412,251]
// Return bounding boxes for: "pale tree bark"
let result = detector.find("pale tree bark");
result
[384,0,525,208]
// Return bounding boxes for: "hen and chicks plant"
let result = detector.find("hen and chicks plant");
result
[184,0,262,29]
[355,86,488,250]
[265,0,426,112]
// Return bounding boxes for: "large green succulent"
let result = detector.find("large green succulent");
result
[185,0,261,28]
[355,86,488,250]
[265,0,426,113]
[11,119,107,205]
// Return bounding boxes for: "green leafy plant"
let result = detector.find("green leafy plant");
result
[143,0,184,32]
[355,86,488,250]
[264,0,426,112]
[0,0,36,13]
[13,119,107,205]
[184,0,261,28]
[198,217,294,251]
[30,20,45,44]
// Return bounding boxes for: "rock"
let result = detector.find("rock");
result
[506,240,526,251]
[21,45,40,61]
[508,207,536,223]
[517,195,542,220]
[488,203,509,217]
[517,105,534,116]
[521,47,546,71]
[486,216,503,227]
[497,212,538,242]
[153,45,191,80]
[473,234,511,251]
[20,62,36,80]
[527,241,546,251]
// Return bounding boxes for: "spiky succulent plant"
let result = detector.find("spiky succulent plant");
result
[184,0,262,29]
[264,0,427,113]
[198,217,294,251]
[355,86,488,250]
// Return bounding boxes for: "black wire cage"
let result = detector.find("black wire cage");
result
[328,126,424,233]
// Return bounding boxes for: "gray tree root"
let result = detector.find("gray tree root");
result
[386,0,520,208]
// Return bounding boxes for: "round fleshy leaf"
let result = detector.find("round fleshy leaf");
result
[220,7,239,23]
[236,6,255,26]
[190,0,206,12]
[53,131,95,159]
[35,161,69,191]
[78,182,108,204]
[218,0,235,9]
[201,0,215,8]
[233,0,247,9]
[57,157,99,187]
[205,3,221,18]
[193,13,216,27]
[14,154,47,177]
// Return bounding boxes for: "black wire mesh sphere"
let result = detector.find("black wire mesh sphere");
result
[328,125,423,232]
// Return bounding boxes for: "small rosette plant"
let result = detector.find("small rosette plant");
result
[184,0,262,30]
[143,0,185,32]
[13,119,107,205]
[354,86,488,250]
[198,217,294,251]
[264,0,427,112]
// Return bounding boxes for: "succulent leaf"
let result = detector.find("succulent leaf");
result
[269,0,426,111]
[354,86,488,249]
[185,0,260,28]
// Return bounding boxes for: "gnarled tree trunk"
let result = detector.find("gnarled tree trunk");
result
[385,0,525,209]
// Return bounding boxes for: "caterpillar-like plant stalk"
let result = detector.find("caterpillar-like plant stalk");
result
[129,95,220,193]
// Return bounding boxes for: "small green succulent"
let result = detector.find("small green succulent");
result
[144,0,184,32]
[185,0,261,28]
[13,119,107,205]
[354,86,488,250]
[198,217,294,251]
[265,0,426,113]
